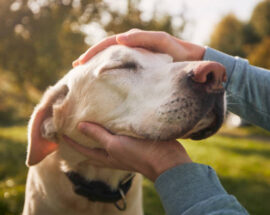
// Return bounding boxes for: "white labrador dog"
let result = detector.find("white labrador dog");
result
[23,45,226,215]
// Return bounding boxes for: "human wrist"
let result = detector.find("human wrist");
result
[188,43,206,60]
[146,153,193,182]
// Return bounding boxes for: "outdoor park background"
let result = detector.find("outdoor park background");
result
[1,0,270,214]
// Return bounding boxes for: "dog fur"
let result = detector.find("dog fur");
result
[23,45,225,215]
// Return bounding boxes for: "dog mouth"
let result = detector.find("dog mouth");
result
[132,97,225,142]
[185,97,225,140]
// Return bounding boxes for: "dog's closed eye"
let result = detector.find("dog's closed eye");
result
[117,62,138,70]
[100,61,140,75]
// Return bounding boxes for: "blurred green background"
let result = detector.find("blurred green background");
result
[1,0,270,214]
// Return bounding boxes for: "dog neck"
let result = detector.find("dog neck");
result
[57,140,132,190]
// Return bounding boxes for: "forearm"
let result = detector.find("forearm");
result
[155,163,248,215]
[204,47,270,131]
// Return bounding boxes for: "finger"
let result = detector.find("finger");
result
[78,122,114,148]
[73,49,92,67]
[72,59,80,68]
[63,135,109,159]
[116,31,169,51]
[79,35,118,64]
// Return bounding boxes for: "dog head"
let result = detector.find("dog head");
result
[27,45,226,166]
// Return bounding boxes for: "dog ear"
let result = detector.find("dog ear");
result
[26,85,69,166]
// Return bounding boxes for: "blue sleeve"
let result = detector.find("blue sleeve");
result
[155,163,248,215]
[203,47,270,131]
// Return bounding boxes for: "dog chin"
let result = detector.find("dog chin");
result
[183,110,224,140]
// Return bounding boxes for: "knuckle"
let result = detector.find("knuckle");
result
[105,139,116,151]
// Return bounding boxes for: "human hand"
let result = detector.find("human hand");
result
[63,122,192,182]
[72,29,206,67]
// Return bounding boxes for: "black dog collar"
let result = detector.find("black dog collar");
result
[65,171,134,211]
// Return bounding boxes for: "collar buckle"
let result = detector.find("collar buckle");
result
[114,188,127,211]
[114,173,135,211]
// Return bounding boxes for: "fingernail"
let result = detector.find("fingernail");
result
[72,60,79,67]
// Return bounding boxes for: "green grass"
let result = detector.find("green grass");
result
[0,125,270,215]
[0,126,27,215]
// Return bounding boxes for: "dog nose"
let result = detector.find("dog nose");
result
[191,62,226,92]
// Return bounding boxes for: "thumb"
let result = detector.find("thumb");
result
[63,135,109,160]
[78,122,114,148]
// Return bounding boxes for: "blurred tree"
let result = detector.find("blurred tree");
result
[246,0,270,70]
[241,23,260,45]
[209,14,245,56]
[0,0,87,91]
[103,0,183,36]
[250,0,270,39]
[248,37,270,69]
[0,0,186,122]
[209,0,270,59]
